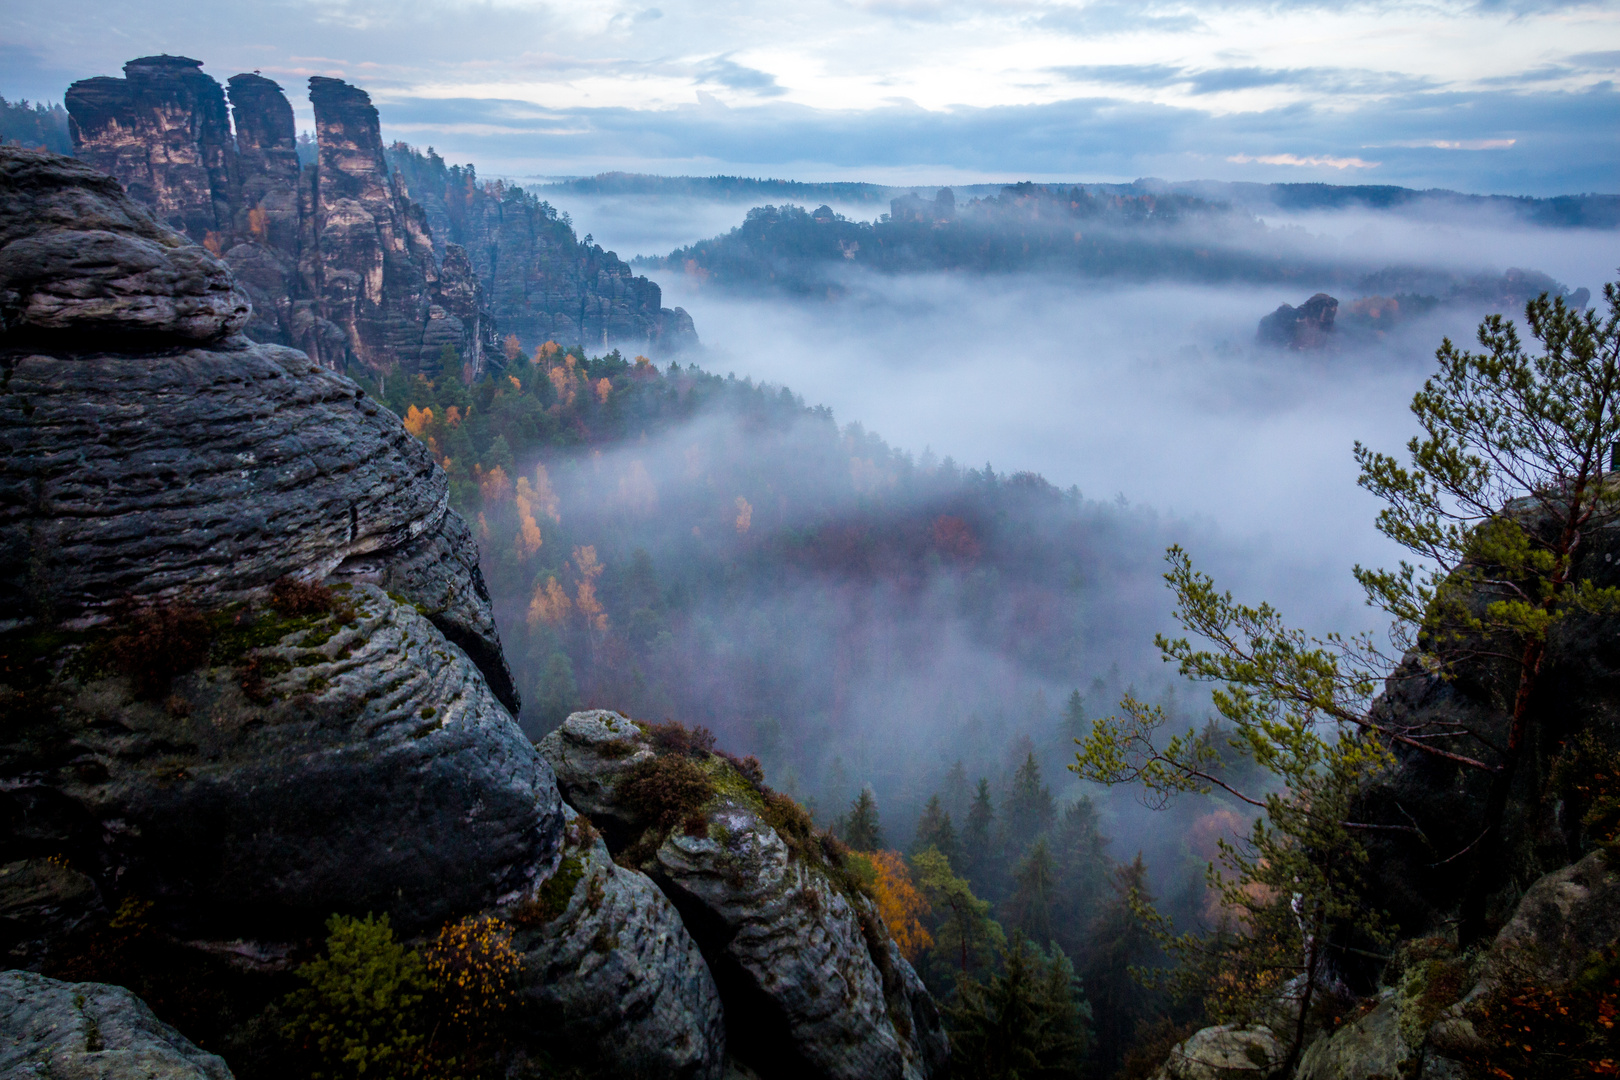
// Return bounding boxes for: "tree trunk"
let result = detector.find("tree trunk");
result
[1282,926,1322,1078]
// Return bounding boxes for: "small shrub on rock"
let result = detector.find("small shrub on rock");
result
[644,719,715,759]
[281,913,430,1080]
[617,753,715,831]
[110,602,212,699]
[270,577,334,617]
[1460,943,1620,1078]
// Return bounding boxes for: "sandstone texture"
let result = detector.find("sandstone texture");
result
[513,804,725,1080]
[0,147,557,931]
[539,710,948,1080]
[1295,993,1411,1080]
[1149,1025,1282,1080]
[65,55,695,369]
[0,969,232,1080]
[0,146,739,1078]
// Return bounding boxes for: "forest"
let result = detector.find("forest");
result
[353,330,1302,1076]
[639,185,1579,313]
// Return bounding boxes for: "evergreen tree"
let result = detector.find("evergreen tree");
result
[1060,689,1086,742]
[844,786,884,851]
[1003,753,1055,856]
[1079,856,1163,1077]
[913,849,1005,978]
[961,777,996,889]
[943,760,971,822]
[946,933,1089,1080]
[1004,839,1057,947]
[1049,798,1110,959]
[914,794,960,866]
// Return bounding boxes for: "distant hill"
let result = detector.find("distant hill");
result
[534,171,1620,229]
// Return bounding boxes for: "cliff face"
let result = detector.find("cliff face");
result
[0,147,735,1076]
[64,56,695,376]
[389,145,700,355]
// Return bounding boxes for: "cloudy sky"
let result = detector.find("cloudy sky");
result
[6,0,1618,193]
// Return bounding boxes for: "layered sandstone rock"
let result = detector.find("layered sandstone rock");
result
[65,56,694,371]
[539,710,948,1080]
[390,146,700,354]
[514,804,726,1080]
[0,147,732,1078]
[0,970,234,1080]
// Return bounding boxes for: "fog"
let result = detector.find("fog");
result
[508,184,1614,880]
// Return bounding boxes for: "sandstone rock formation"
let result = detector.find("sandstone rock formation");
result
[538,710,948,1080]
[0,146,553,943]
[1257,292,1337,349]
[1148,1024,1282,1080]
[0,969,234,1080]
[388,145,700,355]
[514,804,726,1080]
[64,56,695,372]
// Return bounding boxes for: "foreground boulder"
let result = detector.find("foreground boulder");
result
[0,969,232,1080]
[539,710,948,1080]
[512,804,725,1080]
[0,146,732,1078]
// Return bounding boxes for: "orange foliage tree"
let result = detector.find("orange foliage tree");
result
[869,851,933,961]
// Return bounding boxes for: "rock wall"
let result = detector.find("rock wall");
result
[0,147,726,1077]
[64,55,696,375]
[388,144,700,355]
[538,709,948,1080]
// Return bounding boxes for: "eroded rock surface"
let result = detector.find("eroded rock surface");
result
[539,710,947,1080]
[513,804,725,1080]
[1296,992,1411,1080]
[0,969,232,1080]
[1149,1025,1282,1080]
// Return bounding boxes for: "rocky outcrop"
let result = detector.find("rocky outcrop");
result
[538,710,948,1080]
[1257,292,1337,349]
[64,57,695,372]
[65,56,237,247]
[1295,993,1411,1080]
[388,145,700,355]
[1149,1025,1282,1080]
[514,804,725,1079]
[0,969,233,1080]
[0,146,553,939]
[0,146,740,1079]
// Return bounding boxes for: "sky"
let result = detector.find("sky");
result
[5,0,1619,194]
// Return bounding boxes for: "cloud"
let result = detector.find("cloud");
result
[1227,152,1380,169]
[1033,3,1205,35]
[1050,62,1436,96]
[700,57,785,96]
[372,83,1620,195]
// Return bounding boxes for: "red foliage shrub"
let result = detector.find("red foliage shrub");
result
[110,603,212,700]
[645,719,716,759]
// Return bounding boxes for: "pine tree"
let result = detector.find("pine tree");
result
[946,933,1089,1080]
[912,849,1004,977]
[1061,689,1087,742]
[1005,839,1057,947]
[844,786,884,851]
[1050,798,1110,959]
[914,794,961,866]
[1004,753,1055,856]
[943,760,970,823]
[1079,856,1163,1076]
[961,777,996,889]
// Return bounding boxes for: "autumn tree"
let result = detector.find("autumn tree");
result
[867,850,933,961]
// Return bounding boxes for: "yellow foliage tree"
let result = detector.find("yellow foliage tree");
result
[479,465,512,506]
[594,377,612,404]
[536,341,561,361]
[573,546,608,633]
[869,850,933,961]
[403,404,433,439]
[513,477,544,556]
[425,915,521,1033]
[528,576,572,628]
[502,333,523,364]
[531,465,561,521]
